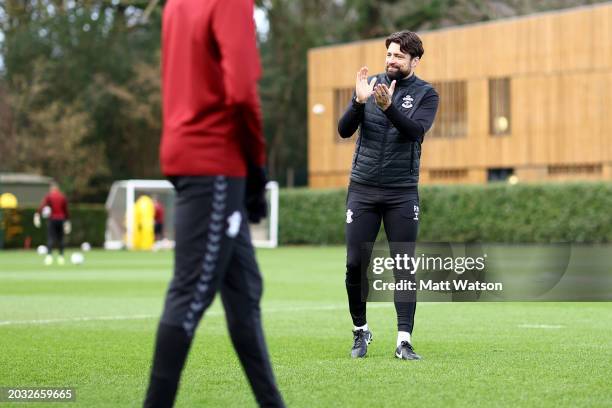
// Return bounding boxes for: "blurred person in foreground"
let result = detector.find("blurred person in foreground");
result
[143,0,285,407]
[338,31,439,360]
[34,183,71,266]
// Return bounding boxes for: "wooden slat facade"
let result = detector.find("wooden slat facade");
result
[307,4,612,187]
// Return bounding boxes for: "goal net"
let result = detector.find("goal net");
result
[104,179,278,250]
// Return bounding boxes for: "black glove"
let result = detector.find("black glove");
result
[245,164,268,224]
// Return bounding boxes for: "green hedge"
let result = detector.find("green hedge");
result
[0,205,106,249]
[278,182,612,245]
[4,183,610,248]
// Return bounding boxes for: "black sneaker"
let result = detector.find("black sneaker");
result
[351,329,373,358]
[395,341,422,360]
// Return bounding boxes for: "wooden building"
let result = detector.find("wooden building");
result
[307,3,612,187]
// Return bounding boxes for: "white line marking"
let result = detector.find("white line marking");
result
[518,324,565,329]
[0,303,397,327]
[0,314,158,326]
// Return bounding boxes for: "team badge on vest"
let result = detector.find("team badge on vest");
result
[402,95,414,109]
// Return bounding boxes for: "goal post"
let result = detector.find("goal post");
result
[251,181,279,248]
[105,179,175,250]
[105,179,279,250]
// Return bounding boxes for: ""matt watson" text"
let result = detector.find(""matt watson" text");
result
[372,279,503,291]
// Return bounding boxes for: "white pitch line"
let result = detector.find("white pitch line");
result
[0,314,158,326]
[0,303,396,327]
[518,324,565,329]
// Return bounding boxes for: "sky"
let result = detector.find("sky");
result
[254,7,270,39]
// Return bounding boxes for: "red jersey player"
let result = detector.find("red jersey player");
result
[35,183,70,265]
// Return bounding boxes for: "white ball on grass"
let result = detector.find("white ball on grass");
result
[37,245,48,255]
[71,252,85,265]
[81,242,91,252]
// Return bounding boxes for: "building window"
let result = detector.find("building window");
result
[548,164,602,175]
[429,81,467,138]
[489,78,511,136]
[429,168,468,180]
[488,168,514,182]
[334,88,355,142]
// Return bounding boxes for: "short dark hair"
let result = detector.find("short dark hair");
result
[385,30,424,59]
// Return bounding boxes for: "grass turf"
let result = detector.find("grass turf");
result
[0,247,611,407]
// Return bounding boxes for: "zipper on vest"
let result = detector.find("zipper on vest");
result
[379,129,388,186]
[379,88,403,185]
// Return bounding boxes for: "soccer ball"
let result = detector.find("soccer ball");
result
[41,206,51,218]
[37,245,48,255]
[71,252,85,265]
[81,242,91,252]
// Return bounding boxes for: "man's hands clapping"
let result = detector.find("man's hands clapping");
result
[355,67,376,103]
[355,66,396,111]
[373,81,396,111]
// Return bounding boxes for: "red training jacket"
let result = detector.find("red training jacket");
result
[38,190,69,220]
[160,0,265,177]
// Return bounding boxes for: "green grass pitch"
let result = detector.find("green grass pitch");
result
[1,247,611,407]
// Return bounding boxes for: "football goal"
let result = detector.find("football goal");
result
[104,179,278,250]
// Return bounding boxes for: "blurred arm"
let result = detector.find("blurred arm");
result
[63,197,70,220]
[338,94,365,138]
[213,0,265,166]
[37,195,49,214]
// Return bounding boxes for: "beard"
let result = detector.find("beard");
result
[386,65,411,80]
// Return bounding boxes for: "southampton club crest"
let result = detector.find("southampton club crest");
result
[226,211,242,238]
[402,94,414,109]
[346,209,353,224]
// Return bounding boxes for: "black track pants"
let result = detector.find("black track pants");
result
[144,176,284,408]
[47,220,65,255]
[345,181,419,333]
